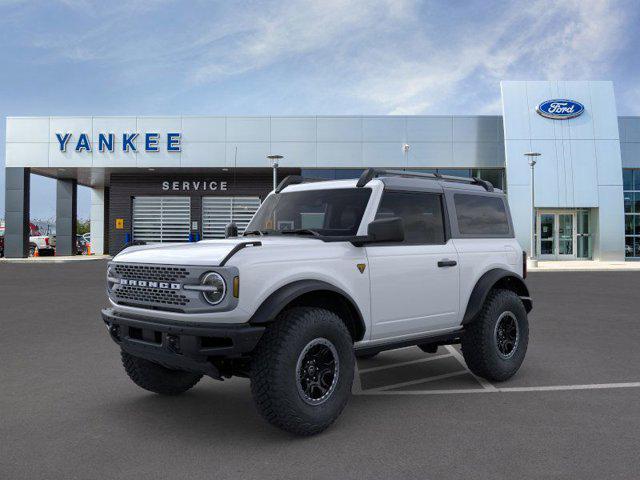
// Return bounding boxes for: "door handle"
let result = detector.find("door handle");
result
[438,259,457,267]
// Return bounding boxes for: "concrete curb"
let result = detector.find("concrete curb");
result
[0,255,111,264]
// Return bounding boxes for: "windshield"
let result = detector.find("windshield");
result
[246,188,372,237]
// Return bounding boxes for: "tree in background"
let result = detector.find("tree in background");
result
[77,219,90,236]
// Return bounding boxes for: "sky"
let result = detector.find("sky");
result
[1,0,639,220]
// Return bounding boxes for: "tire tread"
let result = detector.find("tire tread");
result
[461,288,528,382]
[250,307,354,436]
[121,351,202,395]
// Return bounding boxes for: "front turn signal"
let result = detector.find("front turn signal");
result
[233,276,240,298]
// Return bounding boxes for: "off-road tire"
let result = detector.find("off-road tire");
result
[250,307,355,436]
[461,288,528,382]
[121,351,202,395]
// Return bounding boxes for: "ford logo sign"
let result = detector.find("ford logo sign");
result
[536,99,584,120]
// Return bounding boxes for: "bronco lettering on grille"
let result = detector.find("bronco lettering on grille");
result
[119,279,181,290]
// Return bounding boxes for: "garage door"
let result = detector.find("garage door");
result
[202,196,261,238]
[132,196,191,243]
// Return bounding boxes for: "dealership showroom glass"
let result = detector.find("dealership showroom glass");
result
[3,80,639,260]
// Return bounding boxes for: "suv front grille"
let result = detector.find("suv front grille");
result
[108,262,237,314]
[110,263,193,310]
[114,264,189,283]
[115,285,190,307]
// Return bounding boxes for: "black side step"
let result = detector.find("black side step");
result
[354,329,464,357]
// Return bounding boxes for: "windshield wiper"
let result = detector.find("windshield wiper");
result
[279,228,321,237]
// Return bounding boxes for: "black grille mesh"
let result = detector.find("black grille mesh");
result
[115,285,189,307]
[114,264,189,282]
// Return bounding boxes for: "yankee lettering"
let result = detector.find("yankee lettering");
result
[55,132,181,152]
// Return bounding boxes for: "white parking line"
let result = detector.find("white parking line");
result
[358,353,452,374]
[355,382,640,395]
[372,370,469,392]
[444,345,497,391]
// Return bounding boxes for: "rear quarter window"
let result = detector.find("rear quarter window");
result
[454,194,510,236]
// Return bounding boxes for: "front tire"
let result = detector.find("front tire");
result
[461,289,528,382]
[250,307,355,436]
[121,351,202,395]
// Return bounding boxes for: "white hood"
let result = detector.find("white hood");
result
[113,237,322,266]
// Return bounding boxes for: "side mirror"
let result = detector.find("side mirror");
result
[366,217,404,243]
[225,222,238,238]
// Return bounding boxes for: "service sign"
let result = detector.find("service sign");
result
[536,99,584,120]
[55,132,181,152]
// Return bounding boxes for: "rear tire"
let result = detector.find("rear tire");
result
[121,351,202,395]
[461,289,528,382]
[250,307,355,436]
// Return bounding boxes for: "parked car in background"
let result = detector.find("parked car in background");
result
[29,223,56,256]
[82,233,91,243]
[76,235,88,255]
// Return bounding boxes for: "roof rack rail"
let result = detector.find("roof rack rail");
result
[275,175,326,193]
[356,168,494,192]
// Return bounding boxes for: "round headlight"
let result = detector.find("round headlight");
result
[201,272,226,305]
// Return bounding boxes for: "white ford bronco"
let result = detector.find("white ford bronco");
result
[102,169,532,435]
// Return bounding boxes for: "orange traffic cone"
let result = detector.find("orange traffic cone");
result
[87,242,91,256]
[33,246,39,258]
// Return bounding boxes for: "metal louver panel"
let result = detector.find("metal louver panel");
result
[132,196,191,243]
[202,196,261,239]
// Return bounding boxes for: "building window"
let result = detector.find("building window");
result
[623,169,640,259]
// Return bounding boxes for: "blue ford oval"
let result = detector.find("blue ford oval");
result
[536,99,584,119]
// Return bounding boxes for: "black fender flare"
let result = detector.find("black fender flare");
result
[249,280,366,341]
[462,269,532,325]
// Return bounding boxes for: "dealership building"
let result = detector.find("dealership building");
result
[4,80,640,260]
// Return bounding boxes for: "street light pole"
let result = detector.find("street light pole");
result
[525,152,541,266]
[402,143,410,165]
[267,155,283,191]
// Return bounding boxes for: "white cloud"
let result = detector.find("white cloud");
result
[349,0,629,113]
[10,0,634,114]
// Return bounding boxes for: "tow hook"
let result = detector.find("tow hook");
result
[166,334,181,354]
[107,323,121,342]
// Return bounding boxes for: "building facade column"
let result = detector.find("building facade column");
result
[90,187,105,255]
[4,168,30,258]
[55,179,77,256]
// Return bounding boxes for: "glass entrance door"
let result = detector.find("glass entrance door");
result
[539,214,555,257]
[537,211,577,260]
[557,213,574,257]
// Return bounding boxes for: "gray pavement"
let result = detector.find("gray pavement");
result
[1,261,639,479]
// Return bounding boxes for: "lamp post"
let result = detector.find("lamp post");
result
[402,143,410,164]
[267,155,283,190]
[525,152,541,266]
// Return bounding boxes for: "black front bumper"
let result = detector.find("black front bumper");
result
[101,308,265,378]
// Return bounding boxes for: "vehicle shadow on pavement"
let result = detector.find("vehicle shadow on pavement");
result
[94,375,411,441]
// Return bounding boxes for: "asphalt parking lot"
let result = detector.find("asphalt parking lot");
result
[2,261,640,479]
